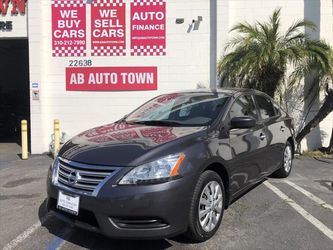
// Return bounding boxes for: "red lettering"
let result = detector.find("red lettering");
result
[0,0,10,15]
[0,0,26,15]
[11,0,26,14]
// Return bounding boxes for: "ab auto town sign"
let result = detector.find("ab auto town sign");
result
[0,0,27,32]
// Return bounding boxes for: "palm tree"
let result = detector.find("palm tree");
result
[218,8,333,151]
[217,8,332,99]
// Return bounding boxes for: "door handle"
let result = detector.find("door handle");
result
[280,126,285,132]
[259,133,266,140]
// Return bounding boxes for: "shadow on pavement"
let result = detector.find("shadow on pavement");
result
[314,179,333,191]
[38,199,174,249]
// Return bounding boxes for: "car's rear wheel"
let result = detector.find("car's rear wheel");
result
[272,142,293,178]
[185,170,225,242]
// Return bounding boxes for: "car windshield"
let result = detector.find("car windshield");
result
[125,92,230,126]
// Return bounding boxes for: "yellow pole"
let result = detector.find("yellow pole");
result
[21,120,28,160]
[54,119,60,156]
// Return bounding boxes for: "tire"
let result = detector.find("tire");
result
[272,142,293,178]
[185,170,225,242]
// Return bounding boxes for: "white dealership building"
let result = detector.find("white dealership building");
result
[0,0,332,153]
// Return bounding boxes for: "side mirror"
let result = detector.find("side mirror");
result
[230,116,256,129]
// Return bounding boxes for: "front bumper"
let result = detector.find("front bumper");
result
[46,168,197,239]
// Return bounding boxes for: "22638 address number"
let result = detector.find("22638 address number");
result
[69,60,93,67]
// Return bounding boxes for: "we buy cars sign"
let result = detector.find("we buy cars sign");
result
[52,0,86,57]
[66,67,157,91]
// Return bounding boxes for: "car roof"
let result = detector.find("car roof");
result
[167,88,266,98]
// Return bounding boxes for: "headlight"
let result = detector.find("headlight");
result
[51,157,59,184]
[118,153,186,185]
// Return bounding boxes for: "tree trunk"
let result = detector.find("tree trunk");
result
[260,68,283,98]
[296,89,333,144]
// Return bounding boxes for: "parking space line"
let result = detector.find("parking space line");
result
[45,236,65,250]
[45,226,72,250]
[3,221,42,250]
[284,180,333,212]
[264,182,333,241]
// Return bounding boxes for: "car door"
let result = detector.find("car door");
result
[226,95,268,197]
[254,95,286,174]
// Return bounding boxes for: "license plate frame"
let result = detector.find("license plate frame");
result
[57,190,80,216]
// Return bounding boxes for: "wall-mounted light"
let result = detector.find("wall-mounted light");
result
[193,16,203,23]
[176,18,185,24]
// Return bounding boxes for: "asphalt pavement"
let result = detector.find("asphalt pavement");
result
[1,143,332,250]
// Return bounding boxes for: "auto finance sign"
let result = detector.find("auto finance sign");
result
[130,0,166,56]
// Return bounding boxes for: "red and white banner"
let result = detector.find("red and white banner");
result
[52,0,86,57]
[66,66,157,91]
[130,0,166,56]
[91,0,126,56]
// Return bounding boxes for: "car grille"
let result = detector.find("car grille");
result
[55,157,120,196]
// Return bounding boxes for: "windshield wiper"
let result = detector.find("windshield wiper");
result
[130,120,184,126]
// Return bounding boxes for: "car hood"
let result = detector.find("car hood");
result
[59,122,206,166]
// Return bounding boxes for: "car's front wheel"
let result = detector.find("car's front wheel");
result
[272,142,293,178]
[185,170,225,242]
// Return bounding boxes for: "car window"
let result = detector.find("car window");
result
[125,93,230,126]
[229,95,258,120]
[255,95,276,120]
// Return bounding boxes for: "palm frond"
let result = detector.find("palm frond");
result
[285,20,316,39]
[269,8,281,39]
[218,8,333,98]
[230,22,258,37]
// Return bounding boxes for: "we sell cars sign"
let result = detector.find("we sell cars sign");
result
[91,0,126,56]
